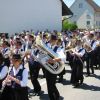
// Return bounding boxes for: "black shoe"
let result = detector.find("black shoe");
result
[73,83,80,88]
[85,74,90,77]
[79,80,83,85]
[35,91,44,96]
[92,71,94,74]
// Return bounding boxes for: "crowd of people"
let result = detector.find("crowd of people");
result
[0,29,100,100]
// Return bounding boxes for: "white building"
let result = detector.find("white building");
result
[0,0,72,34]
[69,0,100,29]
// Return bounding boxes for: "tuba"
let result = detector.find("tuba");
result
[34,36,65,74]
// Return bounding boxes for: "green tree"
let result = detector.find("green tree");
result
[62,19,78,31]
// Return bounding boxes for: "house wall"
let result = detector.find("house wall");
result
[69,0,95,29]
[95,12,100,28]
[0,0,62,34]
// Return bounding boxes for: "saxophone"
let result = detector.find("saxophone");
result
[34,36,65,74]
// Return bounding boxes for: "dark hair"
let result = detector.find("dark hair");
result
[16,41,22,46]
[57,38,62,43]
[50,35,57,40]
[3,41,10,47]
[89,33,94,38]
[12,54,21,60]
[0,53,4,64]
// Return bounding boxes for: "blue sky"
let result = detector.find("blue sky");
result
[64,0,100,7]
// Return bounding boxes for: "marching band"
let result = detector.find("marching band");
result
[0,30,100,100]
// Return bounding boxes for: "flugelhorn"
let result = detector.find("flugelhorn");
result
[83,43,92,52]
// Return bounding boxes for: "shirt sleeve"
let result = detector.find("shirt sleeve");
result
[92,42,97,50]
[4,50,10,58]
[56,49,66,62]
[20,69,28,87]
[0,66,8,80]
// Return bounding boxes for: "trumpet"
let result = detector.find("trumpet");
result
[83,43,92,52]
[65,48,75,52]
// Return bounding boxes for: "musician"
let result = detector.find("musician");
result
[9,36,14,48]
[1,41,10,67]
[42,33,49,44]
[56,38,66,82]
[23,34,34,52]
[0,34,8,44]
[66,38,77,69]
[27,45,42,95]
[84,33,96,76]
[70,39,85,87]
[0,53,8,90]
[46,35,66,100]
[13,41,24,55]
[1,54,29,100]
[12,41,25,65]
[92,34,100,69]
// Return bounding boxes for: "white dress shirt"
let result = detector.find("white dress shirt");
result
[0,64,8,80]
[1,47,10,58]
[75,46,85,57]
[96,40,100,46]
[56,47,66,62]
[90,40,97,50]
[46,43,66,62]
[12,64,28,87]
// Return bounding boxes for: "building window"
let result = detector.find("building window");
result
[87,21,90,25]
[96,21,98,26]
[87,15,91,19]
[96,21,100,27]
[79,3,83,8]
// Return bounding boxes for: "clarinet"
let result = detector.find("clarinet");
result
[0,67,11,94]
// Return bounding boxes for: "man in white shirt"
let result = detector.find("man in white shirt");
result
[70,40,85,87]
[45,35,66,100]
[0,53,8,90]
[1,41,10,67]
[85,33,96,76]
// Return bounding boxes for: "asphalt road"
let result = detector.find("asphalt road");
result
[27,64,100,100]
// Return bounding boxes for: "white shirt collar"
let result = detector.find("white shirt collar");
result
[75,46,83,51]
[13,64,23,76]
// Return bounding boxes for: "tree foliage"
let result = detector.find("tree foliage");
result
[62,19,78,31]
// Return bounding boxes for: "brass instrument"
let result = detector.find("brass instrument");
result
[65,48,75,52]
[33,36,65,74]
[83,43,92,52]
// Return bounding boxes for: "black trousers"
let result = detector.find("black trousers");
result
[45,70,60,100]
[71,58,84,84]
[93,46,100,67]
[28,61,41,93]
[66,51,74,69]
[58,67,65,77]
[86,52,94,75]
[0,86,29,100]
